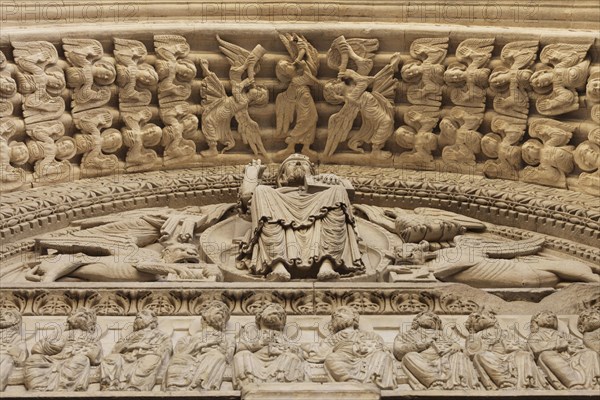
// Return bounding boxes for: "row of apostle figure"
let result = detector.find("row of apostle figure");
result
[1,303,599,392]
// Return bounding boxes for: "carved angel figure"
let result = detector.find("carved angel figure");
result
[575,90,600,195]
[521,118,575,188]
[489,41,538,119]
[163,301,235,391]
[24,308,102,392]
[394,311,480,390]
[465,310,548,390]
[13,41,66,124]
[420,235,599,288]
[303,306,396,389]
[101,310,172,391]
[481,116,526,180]
[401,37,447,107]
[395,107,439,166]
[25,205,232,282]
[439,107,484,167]
[25,121,76,183]
[530,43,591,116]
[0,50,18,118]
[73,109,122,176]
[121,108,163,170]
[114,38,158,108]
[444,38,494,109]
[200,38,269,158]
[528,311,600,390]
[160,102,198,162]
[232,303,305,388]
[323,52,400,158]
[63,38,116,113]
[154,35,196,105]
[0,309,27,391]
[275,33,320,156]
[0,121,29,192]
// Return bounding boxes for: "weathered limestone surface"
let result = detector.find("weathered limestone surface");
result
[0,1,599,399]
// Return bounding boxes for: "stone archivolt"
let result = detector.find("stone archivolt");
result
[0,28,597,196]
[1,19,599,399]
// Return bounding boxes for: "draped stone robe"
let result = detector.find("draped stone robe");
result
[101,327,172,391]
[238,185,364,278]
[322,328,397,389]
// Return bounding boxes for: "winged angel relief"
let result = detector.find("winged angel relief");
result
[275,33,320,157]
[323,36,400,159]
[199,36,269,158]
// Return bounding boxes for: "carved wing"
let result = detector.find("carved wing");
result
[410,37,448,65]
[412,208,486,231]
[63,38,103,67]
[371,53,401,101]
[327,36,379,75]
[114,38,147,65]
[279,33,319,76]
[456,38,495,69]
[200,69,227,105]
[217,35,251,67]
[529,118,573,146]
[12,41,58,67]
[467,235,545,259]
[404,108,439,132]
[540,43,591,67]
[353,204,398,233]
[501,40,538,70]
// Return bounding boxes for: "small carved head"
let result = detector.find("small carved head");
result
[574,141,600,170]
[275,59,296,82]
[443,65,466,85]
[465,310,498,334]
[0,75,17,97]
[9,142,30,165]
[521,140,542,165]
[331,306,360,333]
[101,129,123,153]
[255,303,286,331]
[143,125,164,147]
[134,309,158,331]
[277,153,315,187]
[530,310,558,332]
[55,137,77,160]
[401,62,422,82]
[530,70,553,92]
[137,64,159,87]
[67,307,97,333]
[412,311,442,331]
[577,308,600,334]
[323,79,348,105]
[202,300,231,331]
[161,243,200,263]
[586,74,600,102]
[93,59,117,86]
[0,309,21,329]
[248,85,269,107]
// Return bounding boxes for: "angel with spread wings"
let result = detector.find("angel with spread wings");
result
[401,37,448,107]
[488,41,538,119]
[530,43,591,116]
[63,38,116,113]
[521,118,575,188]
[275,33,320,156]
[395,107,440,166]
[12,41,66,123]
[114,38,158,108]
[323,38,400,159]
[439,107,484,167]
[444,38,494,109]
[198,37,269,158]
